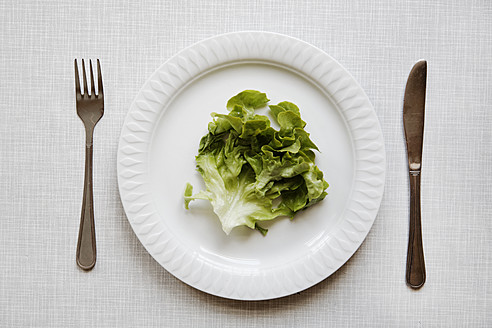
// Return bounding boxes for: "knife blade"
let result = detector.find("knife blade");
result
[403,60,427,289]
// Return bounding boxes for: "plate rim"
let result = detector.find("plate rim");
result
[117,31,386,300]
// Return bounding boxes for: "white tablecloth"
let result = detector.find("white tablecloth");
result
[1,1,490,326]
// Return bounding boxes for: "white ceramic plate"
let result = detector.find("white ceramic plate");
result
[117,31,385,300]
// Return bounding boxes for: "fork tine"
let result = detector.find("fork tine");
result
[97,59,103,97]
[89,60,96,97]
[82,59,88,97]
[74,59,81,97]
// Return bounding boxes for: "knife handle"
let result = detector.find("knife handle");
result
[406,171,426,289]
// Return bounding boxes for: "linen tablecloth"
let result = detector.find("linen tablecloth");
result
[1,0,490,326]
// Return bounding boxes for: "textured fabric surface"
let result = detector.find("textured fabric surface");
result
[1,0,491,327]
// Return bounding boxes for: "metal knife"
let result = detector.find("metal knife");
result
[403,60,427,289]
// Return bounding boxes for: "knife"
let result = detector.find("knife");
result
[403,60,427,289]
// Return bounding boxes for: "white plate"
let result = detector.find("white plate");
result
[117,31,385,300]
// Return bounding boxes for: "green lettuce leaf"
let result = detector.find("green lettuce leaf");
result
[184,90,329,235]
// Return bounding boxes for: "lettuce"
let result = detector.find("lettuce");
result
[184,90,328,235]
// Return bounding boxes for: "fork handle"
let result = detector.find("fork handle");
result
[406,171,425,288]
[76,141,97,270]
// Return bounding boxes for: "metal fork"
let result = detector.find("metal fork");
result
[74,59,104,270]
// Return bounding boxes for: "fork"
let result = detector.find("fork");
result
[74,59,104,270]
